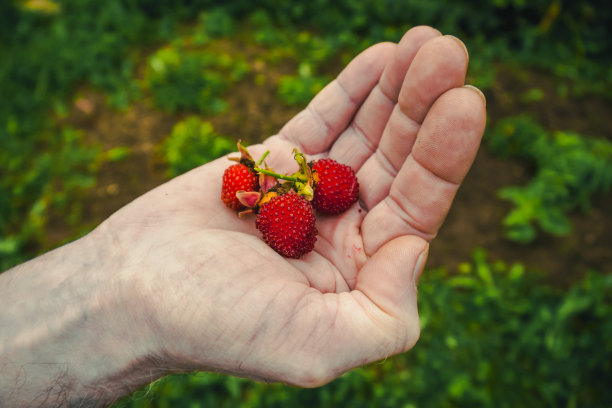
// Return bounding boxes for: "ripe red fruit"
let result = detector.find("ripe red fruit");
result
[311,159,359,215]
[221,163,259,211]
[255,192,317,258]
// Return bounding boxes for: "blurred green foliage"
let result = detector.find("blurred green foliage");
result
[0,0,610,405]
[1,0,611,268]
[144,44,248,115]
[487,116,612,243]
[0,0,147,267]
[143,9,249,115]
[159,117,235,178]
[233,0,611,94]
[0,125,100,269]
[113,249,612,407]
[198,8,236,39]
[277,63,331,106]
[104,146,131,162]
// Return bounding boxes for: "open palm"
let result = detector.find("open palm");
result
[101,26,486,387]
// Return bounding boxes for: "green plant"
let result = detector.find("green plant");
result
[277,69,331,106]
[144,44,249,115]
[113,249,612,407]
[0,126,99,270]
[198,8,235,38]
[486,116,612,243]
[159,116,235,177]
[0,0,165,269]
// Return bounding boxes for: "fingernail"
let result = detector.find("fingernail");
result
[463,84,487,107]
[446,34,469,62]
[413,244,429,285]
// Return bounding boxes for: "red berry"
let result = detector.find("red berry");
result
[311,159,359,215]
[255,192,317,258]
[221,163,259,211]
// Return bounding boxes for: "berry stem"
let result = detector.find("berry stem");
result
[255,167,307,183]
[292,148,313,187]
[256,150,270,166]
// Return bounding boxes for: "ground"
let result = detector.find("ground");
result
[48,57,612,288]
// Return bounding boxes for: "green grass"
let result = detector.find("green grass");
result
[159,117,235,178]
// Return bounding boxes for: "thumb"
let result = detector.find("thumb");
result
[354,235,428,353]
[277,236,428,387]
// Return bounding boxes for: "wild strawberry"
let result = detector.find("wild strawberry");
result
[255,191,317,258]
[311,158,359,215]
[221,163,259,211]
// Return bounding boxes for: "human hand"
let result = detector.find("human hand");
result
[0,26,486,407]
[95,26,485,388]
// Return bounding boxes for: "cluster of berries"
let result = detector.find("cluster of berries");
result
[221,142,359,258]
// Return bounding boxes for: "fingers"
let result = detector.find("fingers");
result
[357,35,469,210]
[362,86,486,254]
[278,41,395,155]
[384,35,469,166]
[328,26,441,167]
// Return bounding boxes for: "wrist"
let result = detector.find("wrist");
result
[73,224,171,402]
[0,226,166,407]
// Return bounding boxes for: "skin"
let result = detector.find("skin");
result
[0,26,486,407]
